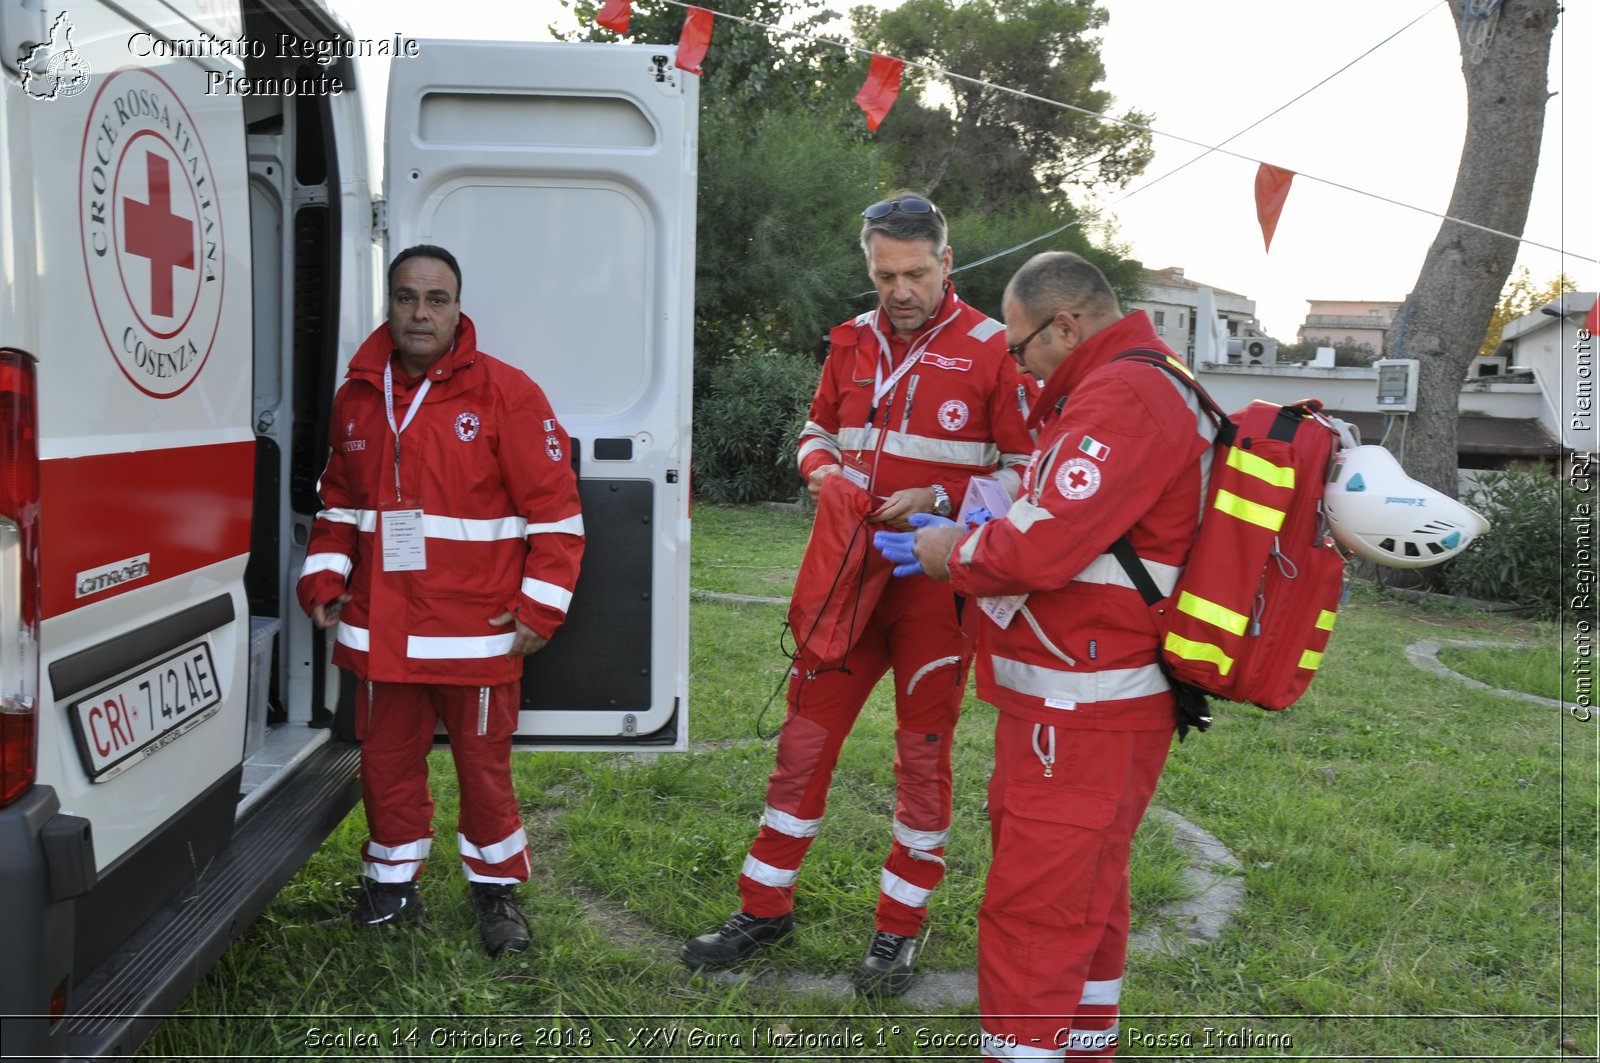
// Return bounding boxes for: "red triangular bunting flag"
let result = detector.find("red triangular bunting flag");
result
[854,54,904,132]
[676,7,713,75]
[595,0,631,33]
[1254,163,1296,253]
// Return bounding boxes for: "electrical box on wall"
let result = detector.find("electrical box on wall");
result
[1373,358,1420,413]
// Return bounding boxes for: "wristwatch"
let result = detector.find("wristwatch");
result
[930,483,952,517]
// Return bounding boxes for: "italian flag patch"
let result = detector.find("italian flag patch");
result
[1079,436,1110,461]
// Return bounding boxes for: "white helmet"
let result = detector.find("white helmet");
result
[1323,445,1490,568]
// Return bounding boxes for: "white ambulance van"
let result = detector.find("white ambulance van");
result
[0,2,696,1057]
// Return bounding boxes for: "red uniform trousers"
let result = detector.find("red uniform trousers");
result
[355,679,530,886]
[979,715,1173,1062]
[739,572,970,937]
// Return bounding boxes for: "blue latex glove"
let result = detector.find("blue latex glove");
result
[873,512,959,577]
[965,505,993,527]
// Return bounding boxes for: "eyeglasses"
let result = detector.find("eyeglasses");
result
[862,196,938,220]
[1007,311,1077,360]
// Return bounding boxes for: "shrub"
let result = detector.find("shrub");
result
[693,324,821,504]
[1442,465,1567,616]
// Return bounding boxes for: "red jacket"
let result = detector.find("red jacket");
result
[297,314,584,685]
[798,286,1035,504]
[947,312,1214,730]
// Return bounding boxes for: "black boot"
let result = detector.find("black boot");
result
[681,911,794,970]
[471,883,531,958]
[350,877,424,928]
[852,929,920,997]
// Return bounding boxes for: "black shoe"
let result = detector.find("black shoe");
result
[350,878,424,928]
[852,929,920,997]
[471,883,531,958]
[681,911,794,970]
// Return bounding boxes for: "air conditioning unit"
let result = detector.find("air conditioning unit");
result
[1240,337,1277,366]
[1155,324,1166,335]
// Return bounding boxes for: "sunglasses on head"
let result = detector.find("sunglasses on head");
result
[862,196,938,220]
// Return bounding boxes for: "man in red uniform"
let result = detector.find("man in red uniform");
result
[297,245,584,957]
[682,195,1034,995]
[889,251,1215,1057]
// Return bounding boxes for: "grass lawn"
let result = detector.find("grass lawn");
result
[145,503,1598,1061]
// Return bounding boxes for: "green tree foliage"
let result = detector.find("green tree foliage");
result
[1442,465,1567,618]
[1477,267,1577,357]
[852,0,1154,214]
[692,324,822,503]
[945,204,1142,321]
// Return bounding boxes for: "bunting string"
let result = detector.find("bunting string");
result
[616,0,1594,266]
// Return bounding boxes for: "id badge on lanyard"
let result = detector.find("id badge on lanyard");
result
[383,360,431,572]
[381,501,427,572]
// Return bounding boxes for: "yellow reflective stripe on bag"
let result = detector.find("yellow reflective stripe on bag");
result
[1176,590,1250,636]
[1226,446,1296,489]
[1316,609,1337,632]
[1165,631,1234,676]
[1298,649,1324,671]
[1214,489,1286,532]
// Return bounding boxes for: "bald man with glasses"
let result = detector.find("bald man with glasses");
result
[681,193,1035,996]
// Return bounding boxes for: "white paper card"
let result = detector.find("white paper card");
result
[381,508,427,572]
[841,465,869,491]
[960,475,1027,628]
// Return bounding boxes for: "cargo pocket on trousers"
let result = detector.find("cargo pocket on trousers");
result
[987,783,1118,928]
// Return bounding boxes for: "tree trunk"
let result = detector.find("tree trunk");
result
[1389,0,1557,505]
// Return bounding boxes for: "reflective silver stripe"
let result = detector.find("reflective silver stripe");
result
[994,465,1023,499]
[521,578,573,613]
[407,633,517,659]
[300,552,352,580]
[527,513,585,537]
[879,868,933,908]
[991,655,1169,705]
[838,426,880,452]
[317,506,366,527]
[365,860,424,883]
[366,837,433,861]
[1018,607,1076,667]
[892,817,948,851]
[741,854,799,888]
[798,436,841,464]
[423,514,527,541]
[981,1031,1065,1061]
[335,622,369,652]
[1006,497,1054,533]
[882,430,998,468]
[762,805,822,839]
[1079,976,1124,1005]
[801,420,839,448]
[1064,1025,1118,1053]
[967,317,1005,342]
[1073,553,1182,597]
[459,827,528,866]
[905,655,960,694]
[957,522,986,565]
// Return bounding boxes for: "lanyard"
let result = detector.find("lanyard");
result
[867,300,961,413]
[383,359,431,500]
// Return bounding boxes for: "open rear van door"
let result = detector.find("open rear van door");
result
[385,42,696,750]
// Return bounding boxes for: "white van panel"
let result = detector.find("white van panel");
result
[25,0,256,867]
[386,42,696,748]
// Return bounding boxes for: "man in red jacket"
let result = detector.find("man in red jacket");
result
[297,245,584,957]
[682,195,1035,995]
[889,251,1214,1058]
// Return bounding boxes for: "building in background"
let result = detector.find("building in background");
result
[1500,291,1597,456]
[1297,298,1404,365]
[1130,266,1262,362]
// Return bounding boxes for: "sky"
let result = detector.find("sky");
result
[338,0,1597,341]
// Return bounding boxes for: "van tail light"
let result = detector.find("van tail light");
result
[0,348,41,807]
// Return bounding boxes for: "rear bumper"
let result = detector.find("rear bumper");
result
[0,740,360,1062]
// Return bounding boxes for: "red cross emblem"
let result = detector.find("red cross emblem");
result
[1055,457,1101,500]
[123,151,196,318]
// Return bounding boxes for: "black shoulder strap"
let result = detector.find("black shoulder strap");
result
[1109,350,1227,606]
